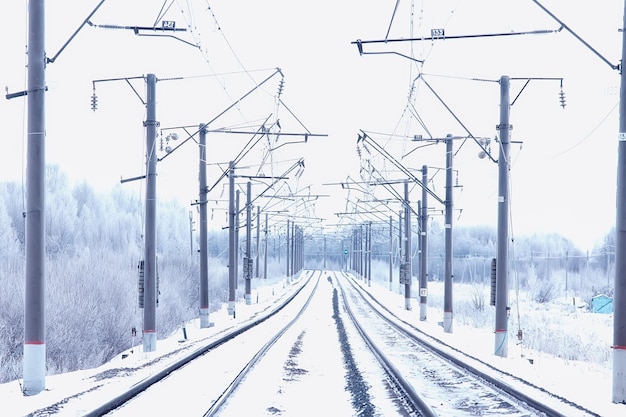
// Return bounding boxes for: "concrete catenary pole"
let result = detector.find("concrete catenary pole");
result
[295,226,301,273]
[357,226,361,275]
[358,224,363,278]
[389,215,393,291]
[291,221,296,277]
[398,209,403,294]
[350,229,356,271]
[286,219,291,279]
[357,227,360,275]
[228,161,236,316]
[245,181,252,305]
[255,206,261,278]
[351,229,356,272]
[417,200,422,294]
[613,0,626,402]
[349,230,353,272]
[142,73,158,352]
[235,190,240,290]
[300,227,305,272]
[404,181,412,310]
[362,224,366,279]
[495,76,511,357]
[420,164,429,321]
[23,0,46,395]
[355,226,359,276]
[294,225,299,274]
[198,125,212,328]
[263,212,268,280]
[367,221,372,287]
[443,134,454,333]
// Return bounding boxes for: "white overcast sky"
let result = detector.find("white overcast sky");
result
[0,0,622,250]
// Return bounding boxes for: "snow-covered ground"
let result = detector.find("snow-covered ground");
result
[355,275,622,417]
[2,270,624,416]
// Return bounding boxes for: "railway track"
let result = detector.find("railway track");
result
[35,269,603,416]
[80,271,319,416]
[81,269,409,416]
[336,271,601,417]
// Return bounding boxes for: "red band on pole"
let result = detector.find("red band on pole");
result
[613,345,626,350]
[25,340,45,345]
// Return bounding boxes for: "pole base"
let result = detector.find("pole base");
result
[404,297,412,310]
[227,301,236,316]
[23,343,46,395]
[443,311,453,333]
[494,330,508,357]
[143,331,157,353]
[200,308,214,328]
[245,294,252,305]
[420,303,427,321]
[613,347,626,402]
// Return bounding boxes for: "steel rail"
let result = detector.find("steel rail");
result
[334,273,438,417]
[82,271,317,417]
[342,272,601,417]
[203,271,322,416]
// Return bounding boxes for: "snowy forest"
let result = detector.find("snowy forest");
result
[0,165,616,384]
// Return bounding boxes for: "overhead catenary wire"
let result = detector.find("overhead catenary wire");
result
[173,0,274,135]
[382,0,462,157]
[158,68,283,162]
[162,3,323,225]
[546,100,618,158]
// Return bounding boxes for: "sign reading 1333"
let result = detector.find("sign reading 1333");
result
[431,28,445,39]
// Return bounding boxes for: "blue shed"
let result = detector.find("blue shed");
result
[591,294,613,314]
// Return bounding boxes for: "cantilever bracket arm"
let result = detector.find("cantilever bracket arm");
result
[135,33,199,48]
[354,40,424,64]
[47,0,108,64]
[87,21,197,48]
[531,0,619,71]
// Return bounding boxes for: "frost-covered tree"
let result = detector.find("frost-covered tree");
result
[45,165,77,256]
[0,165,222,383]
[0,190,24,381]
